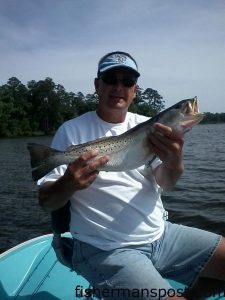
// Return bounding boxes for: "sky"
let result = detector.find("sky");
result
[0,0,224,113]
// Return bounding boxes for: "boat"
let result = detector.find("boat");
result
[1,233,225,300]
[0,233,96,300]
[1,202,224,299]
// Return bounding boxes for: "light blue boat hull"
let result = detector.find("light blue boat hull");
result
[0,234,92,299]
[0,234,224,299]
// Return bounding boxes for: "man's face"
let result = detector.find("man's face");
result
[95,68,138,113]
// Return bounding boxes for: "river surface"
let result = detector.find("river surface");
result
[0,124,225,254]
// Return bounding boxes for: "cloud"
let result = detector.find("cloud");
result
[0,0,224,112]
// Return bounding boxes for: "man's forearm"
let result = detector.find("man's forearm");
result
[38,151,109,211]
[39,176,77,211]
[154,162,184,190]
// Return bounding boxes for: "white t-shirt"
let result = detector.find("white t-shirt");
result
[38,111,166,250]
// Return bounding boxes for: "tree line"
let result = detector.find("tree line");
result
[0,77,224,137]
[0,77,165,137]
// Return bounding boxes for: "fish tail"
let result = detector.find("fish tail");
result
[27,143,61,181]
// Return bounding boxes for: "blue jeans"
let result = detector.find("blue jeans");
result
[72,221,221,300]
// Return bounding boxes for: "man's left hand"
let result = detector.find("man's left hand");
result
[147,123,184,170]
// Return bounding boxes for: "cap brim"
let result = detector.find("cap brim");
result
[99,65,140,77]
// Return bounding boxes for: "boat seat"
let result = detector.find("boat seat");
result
[51,201,74,269]
[51,202,97,299]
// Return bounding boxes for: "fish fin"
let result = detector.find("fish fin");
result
[27,143,61,181]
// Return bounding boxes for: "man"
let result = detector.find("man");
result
[38,51,225,300]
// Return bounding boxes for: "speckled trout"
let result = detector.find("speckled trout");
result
[27,97,204,181]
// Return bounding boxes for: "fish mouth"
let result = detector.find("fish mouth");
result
[180,96,204,129]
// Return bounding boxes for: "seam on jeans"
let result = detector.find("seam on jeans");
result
[74,243,172,300]
[189,235,222,287]
[151,222,167,268]
[78,242,115,288]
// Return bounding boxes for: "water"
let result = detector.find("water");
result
[0,124,225,254]
[0,136,52,253]
[163,124,225,233]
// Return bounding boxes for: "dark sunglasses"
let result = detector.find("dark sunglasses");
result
[100,74,137,87]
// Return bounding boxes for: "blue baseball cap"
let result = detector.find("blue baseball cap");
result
[97,51,140,77]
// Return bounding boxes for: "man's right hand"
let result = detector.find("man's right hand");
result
[63,150,109,190]
[39,150,109,211]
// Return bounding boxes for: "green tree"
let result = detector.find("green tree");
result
[129,87,164,117]
[141,88,165,116]
[70,92,87,116]
[3,76,223,137]
[85,92,99,111]
[27,78,64,134]
[0,77,31,136]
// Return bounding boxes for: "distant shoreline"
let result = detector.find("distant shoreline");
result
[0,122,224,139]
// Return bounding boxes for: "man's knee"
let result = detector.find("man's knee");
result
[200,236,225,280]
